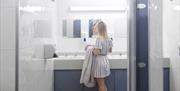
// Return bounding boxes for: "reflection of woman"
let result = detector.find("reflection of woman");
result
[92,20,113,91]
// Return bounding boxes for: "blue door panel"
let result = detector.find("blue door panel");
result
[136,0,149,91]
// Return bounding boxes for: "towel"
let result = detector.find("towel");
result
[80,46,96,87]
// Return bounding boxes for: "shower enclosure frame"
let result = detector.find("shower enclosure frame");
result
[127,0,137,91]
[15,1,19,91]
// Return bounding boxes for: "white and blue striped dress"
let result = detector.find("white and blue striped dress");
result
[93,38,113,78]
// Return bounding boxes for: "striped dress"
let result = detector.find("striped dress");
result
[93,38,113,78]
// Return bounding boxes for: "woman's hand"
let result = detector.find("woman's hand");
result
[85,45,91,51]
[93,48,101,56]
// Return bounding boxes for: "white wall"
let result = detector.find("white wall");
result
[0,0,17,91]
[56,0,128,54]
[163,0,180,91]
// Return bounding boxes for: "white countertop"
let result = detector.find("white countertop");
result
[55,55,127,61]
[49,55,127,70]
[47,56,170,70]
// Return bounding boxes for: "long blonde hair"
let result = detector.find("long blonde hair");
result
[94,20,108,40]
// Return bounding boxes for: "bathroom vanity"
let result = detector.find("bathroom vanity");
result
[47,55,170,91]
[50,55,128,91]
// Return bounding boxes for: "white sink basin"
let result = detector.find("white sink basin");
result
[57,55,85,60]
[56,54,127,61]
[107,55,127,59]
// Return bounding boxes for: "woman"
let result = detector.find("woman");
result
[92,20,113,91]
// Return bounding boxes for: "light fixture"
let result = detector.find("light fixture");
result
[19,5,45,13]
[70,6,127,12]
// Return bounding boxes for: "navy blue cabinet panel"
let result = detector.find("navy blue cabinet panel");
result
[82,86,98,91]
[114,70,127,91]
[164,68,170,91]
[54,70,127,91]
[54,70,82,91]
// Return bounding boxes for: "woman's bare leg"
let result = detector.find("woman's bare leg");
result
[96,78,107,91]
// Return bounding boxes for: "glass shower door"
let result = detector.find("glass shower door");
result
[162,0,180,91]
[149,0,180,91]
[18,0,55,91]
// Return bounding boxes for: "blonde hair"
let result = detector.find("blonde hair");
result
[94,20,108,40]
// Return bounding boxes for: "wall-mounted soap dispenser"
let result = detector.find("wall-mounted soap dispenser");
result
[81,32,88,44]
[81,32,96,46]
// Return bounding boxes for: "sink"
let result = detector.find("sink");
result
[107,55,127,59]
[57,55,85,60]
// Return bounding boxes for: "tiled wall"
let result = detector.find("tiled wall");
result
[0,0,17,91]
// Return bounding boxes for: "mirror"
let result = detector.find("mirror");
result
[62,19,81,38]
[62,17,127,39]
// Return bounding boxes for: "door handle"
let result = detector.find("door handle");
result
[137,3,146,9]
[137,62,146,68]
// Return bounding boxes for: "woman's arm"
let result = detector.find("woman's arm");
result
[93,48,101,55]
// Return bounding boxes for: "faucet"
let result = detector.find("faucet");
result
[64,53,68,56]
[74,54,78,56]
[119,53,122,56]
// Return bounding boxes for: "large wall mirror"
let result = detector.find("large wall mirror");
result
[57,0,128,54]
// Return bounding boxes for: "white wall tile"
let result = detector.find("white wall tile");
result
[0,8,16,50]
[0,0,17,8]
[0,50,15,91]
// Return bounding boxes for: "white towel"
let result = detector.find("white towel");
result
[80,46,96,87]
